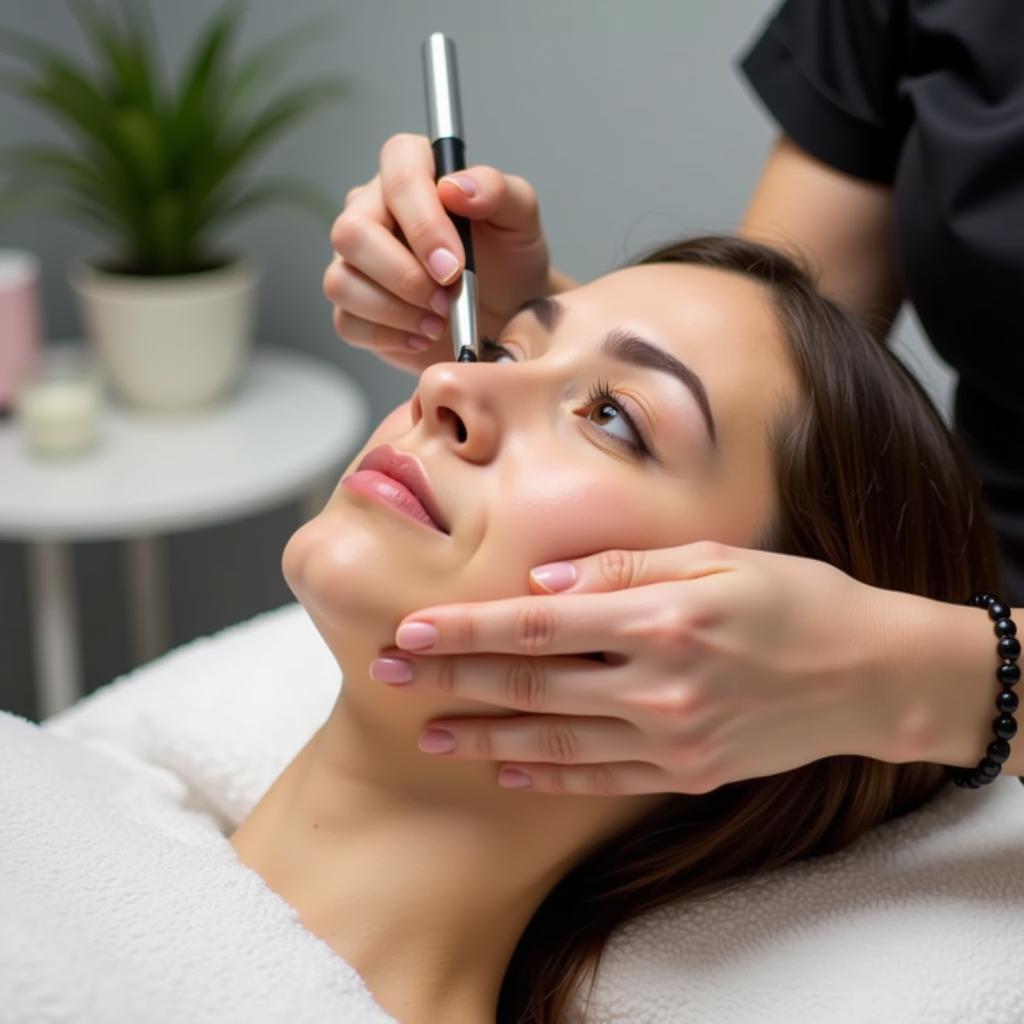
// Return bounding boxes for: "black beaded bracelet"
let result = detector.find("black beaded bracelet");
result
[945,593,1023,789]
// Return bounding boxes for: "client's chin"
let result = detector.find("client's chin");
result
[281,502,464,639]
[283,512,393,628]
[281,512,523,761]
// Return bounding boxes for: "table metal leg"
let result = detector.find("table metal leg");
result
[26,540,82,720]
[124,535,169,667]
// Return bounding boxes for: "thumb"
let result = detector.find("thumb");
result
[528,542,737,595]
[438,166,542,238]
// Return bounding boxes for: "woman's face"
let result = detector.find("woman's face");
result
[284,263,799,636]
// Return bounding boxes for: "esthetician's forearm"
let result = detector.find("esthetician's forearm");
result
[872,591,1024,775]
[739,135,904,345]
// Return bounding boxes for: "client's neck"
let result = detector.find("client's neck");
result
[229,634,654,1024]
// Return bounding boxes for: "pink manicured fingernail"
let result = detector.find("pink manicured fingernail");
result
[530,562,576,592]
[427,247,459,284]
[369,656,414,684]
[419,314,445,340]
[407,335,431,352]
[429,289,450,316]
[442,174,477,197]
[396,622,438,651]
[499,768,532,789]
[419,728,455,753]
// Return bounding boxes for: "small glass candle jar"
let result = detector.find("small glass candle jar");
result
[13,344,103,457]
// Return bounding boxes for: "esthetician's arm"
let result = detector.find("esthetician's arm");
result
[387,138,1019,790]
[386,544,1022,794]
[328,133,1019,794]
[738,135,904,343]
[397,137,1019,792]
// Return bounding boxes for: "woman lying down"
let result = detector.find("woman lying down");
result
[0,236,1005,1024]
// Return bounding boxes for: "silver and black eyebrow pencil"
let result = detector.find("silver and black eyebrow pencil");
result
[421,32,479,362]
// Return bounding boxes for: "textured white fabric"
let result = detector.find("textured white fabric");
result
[1,604,396,1024]
[5,601,1024,1023]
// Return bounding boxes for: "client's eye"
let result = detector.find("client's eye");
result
[479,336,651,459]
[479,336,516,364]
[580,378,649,457]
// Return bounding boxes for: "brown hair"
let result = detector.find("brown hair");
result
[497,235,1004,1023]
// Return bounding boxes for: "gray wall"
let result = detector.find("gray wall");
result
[0,0,954,720]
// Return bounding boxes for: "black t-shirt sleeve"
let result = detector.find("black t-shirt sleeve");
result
[738,0,909,184]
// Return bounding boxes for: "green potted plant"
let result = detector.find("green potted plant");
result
[0,0,347,411]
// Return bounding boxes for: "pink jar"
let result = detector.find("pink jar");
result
[0,249,44,414]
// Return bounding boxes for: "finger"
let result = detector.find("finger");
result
[380,132,465,285]
[394,590,657,657]
[332,307,446,373]
[325,256,450,338]
[341,173,396,231]
[438,167,542,239]
[528,540,740,595]
[330,204,452,318]
[372,649,625,715]
[369,345,439,375]
[332,304,429,353]
[496,760,671,797]
[417,713,647,767]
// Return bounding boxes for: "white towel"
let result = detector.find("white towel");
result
[0,622,398,1023]
[10,602,1024,1023]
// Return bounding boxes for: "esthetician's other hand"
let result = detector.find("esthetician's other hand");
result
[324,132,554,374]
[375,543,932,795]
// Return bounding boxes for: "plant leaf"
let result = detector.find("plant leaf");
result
[204,174,339,231]
[0,24,93,72]
[0,2,348,274]
[0,179,123,238]
[0,136,149,237]
[67,0,156,108]
[0,179,50,223]
[147,190,187,272]
[0,142,113,210]
[112,106,165,194]
[113,0,164,102]
[213,75,349,188]
[222,12,339,118]
[170,0,244,156]
[1,65,120,161]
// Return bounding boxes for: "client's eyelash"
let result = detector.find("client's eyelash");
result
[583,377,650,458]
[479,336,651,459]
[478,336,507,359]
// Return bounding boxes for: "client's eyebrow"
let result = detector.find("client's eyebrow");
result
[511,296,717,446]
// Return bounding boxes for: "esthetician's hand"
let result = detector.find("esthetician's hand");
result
[324,132,552,374]
[373,543,928,795]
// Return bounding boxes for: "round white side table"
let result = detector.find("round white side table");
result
[0,345,371,719]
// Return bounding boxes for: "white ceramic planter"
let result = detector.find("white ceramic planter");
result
[70,258,259,412]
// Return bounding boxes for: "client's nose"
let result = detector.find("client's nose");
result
[411,361,501,463]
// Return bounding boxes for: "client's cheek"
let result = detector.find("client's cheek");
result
[373,402,413,439]
[465,505,619,596]
[511,484,663,564]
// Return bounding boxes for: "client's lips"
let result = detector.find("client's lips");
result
[344,444,450,535]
